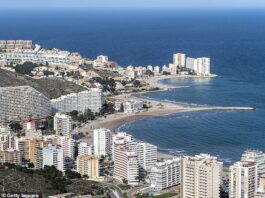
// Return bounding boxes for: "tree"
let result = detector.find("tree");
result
[14,61,39,75]
[65,169,81,179]
[9,121,22,132]
[28,162,34,168]
[162,71,171,75]
[144,69,154,76]
[133,80,141,87]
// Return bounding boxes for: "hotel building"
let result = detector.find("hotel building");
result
[54,113,73,137]
[229,161,257,198]
[93,128,112,157]
[51,88,103,113]
[181,154,223,198]
[0,86,52,122]
[76,155,99,178]
[150,158,181,192]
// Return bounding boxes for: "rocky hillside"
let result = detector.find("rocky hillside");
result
[0,69,86,99]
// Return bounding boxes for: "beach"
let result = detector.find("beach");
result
[78,75,254,159]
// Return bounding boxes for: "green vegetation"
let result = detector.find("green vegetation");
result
[43,70,55,76]
[91,77,116,92]
[119,184,131,191]
[0,163,105,196]
[15,61,38,75]
[162,71,171,75]
[9,121,22,132]
[136,192,177,198]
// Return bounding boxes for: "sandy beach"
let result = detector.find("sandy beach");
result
[78,75,254,159]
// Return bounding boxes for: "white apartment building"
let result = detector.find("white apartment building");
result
[124,99,144,114]
[173,53,186,68]
[197,57,210,75]
[0,86,52,122]
[230,161,257,198]
[42,145,64,172]
[136,142,157,171]
[241,150,265,181]
[76,155,99,178]
[93,128,112,157]
[0,45,72,65]
[113,140,139,185]
[150,158,181,192]
[113,132,157,172]
[147,65,153,71]
[0,40,32,51]
[78,142,93,156]
[54,113,73,137]
[0,126,15,151]
[154,66,160,75]
[181,153,223,198]
[57,136,75,160]
[96,55,108,63]
[186,57,198,71]
[51,88,103,113]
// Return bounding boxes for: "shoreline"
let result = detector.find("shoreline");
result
[79,74,254,159]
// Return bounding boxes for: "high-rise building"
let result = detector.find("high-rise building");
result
[57,136,75,160]
[42,145,64,172]
[35,147,43,169]
[51,88,103,114]
[28,139,44,165]
[78,142,93,156]
[229,161,257,198]
[136,142,157,171]
[0,149,22,165]
[76,155,99,178]
[197,57,210,75]
[241,150,265,182]
[0,126,15,151]
[173,53,186,68]
[181,154,223,198]
[112,132,157,172]
[150,158,181,192]
[93,128,112,157]
[0,86,52,122]
[113,140,139,185]
[186,57,198,71]
[54,113,73,137]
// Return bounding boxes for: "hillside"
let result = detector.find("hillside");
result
[0,69,86,99]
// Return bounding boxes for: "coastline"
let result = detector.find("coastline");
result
[79,74,254,159]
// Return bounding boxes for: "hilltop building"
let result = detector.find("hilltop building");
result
[0,86,52,122]
[51,88,103,113]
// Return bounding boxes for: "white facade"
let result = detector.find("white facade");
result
[124,99,144,114]
[0,126,15,151]
[173,53,186,68]
[186,57,198,71]
[54,113,73,137]
[57,136,75,160]
[154,66,160,75]
[197,57,210,75]
[113,142,139,185]
[78,142,93,156]
[42,145,64,172]
[229,161,257,198]
[181,153,223,198]
[93,128,112,157]
[0,86,52,122]
[51,88,103,113]
[150,158,181,192]
[113,132,157,172]
[241,150,265,181]
[96,55,108,63]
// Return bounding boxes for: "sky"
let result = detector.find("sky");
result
[1,0,265,8]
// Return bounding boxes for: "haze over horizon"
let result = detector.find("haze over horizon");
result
[2,0,265,9]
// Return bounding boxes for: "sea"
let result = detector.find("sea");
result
[1,8,265,165]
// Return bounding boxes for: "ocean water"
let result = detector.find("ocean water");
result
[1,8,265,164]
